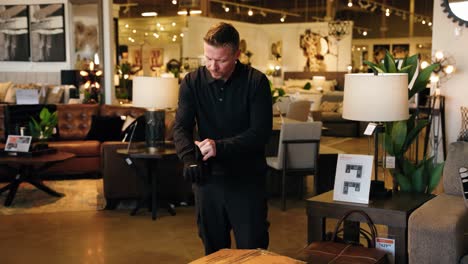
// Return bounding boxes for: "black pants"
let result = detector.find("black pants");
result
[193,178,269,255]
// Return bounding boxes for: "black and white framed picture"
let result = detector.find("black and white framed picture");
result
[333,154,373,204]
[29,4,65,62]
[392,44,410,59]
[0,5,30,61]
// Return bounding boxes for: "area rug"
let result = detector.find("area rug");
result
[0,179,105,215]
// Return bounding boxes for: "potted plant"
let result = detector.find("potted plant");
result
[364,51,444,194]
[270,79,286,105]
[29,107,58,150]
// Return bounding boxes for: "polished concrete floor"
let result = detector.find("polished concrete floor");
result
[0,136,371,264]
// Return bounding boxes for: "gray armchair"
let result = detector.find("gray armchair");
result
[408,141,468,264]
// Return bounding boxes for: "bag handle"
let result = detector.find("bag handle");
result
[331,210,378,248]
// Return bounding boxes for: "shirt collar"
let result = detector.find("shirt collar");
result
[204,60,242,85]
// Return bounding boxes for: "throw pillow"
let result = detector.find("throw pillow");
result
[320,101,340,112]
[4,86,17,103]
[45,85,65,104]
[0,81,12,102]
[311,79,337,93]
[459,167,468,208]
[86,115,125,142]
[121,115,146,142]
[457,106,468,141]
[336,102,344,114]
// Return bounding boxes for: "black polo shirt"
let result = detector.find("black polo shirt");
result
[173,61,273,179]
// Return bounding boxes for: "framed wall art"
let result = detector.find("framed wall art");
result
[0,5,30,61]
[373,44,390,64]
[392,44,409,59]
[72,3,99,69]
[333,154,374,204]
[29,4,66,62]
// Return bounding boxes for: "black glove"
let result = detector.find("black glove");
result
[183,147,209,184]
[183,162,204,184]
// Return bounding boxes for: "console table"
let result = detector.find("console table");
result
[117,148,177,220]
[0,151,75,206]
[306,191,434,264]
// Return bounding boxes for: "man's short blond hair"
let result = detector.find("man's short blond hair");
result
[203,22,239,53]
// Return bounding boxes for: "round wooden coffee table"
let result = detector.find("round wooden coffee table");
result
[0,151,75,206]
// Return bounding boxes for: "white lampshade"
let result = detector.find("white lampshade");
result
[342,73,409,122]
[132,76,179,109]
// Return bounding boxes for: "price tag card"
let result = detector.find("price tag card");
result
[385,156,396,169]
[364,123,377,136]
[376,237,395,264]
[5,135,32,152]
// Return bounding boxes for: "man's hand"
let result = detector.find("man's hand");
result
[195,139,216,161]
[183,162,205,184]
[183,145,209,184]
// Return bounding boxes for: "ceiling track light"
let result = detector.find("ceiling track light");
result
[280,15,286,23]
[209,0,300,19]
[348,0,353,8]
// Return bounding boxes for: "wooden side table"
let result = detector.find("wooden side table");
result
[0,151,75,206]
[117,148,177,220]
[306,191,434,264]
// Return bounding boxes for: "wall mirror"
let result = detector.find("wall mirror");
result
[442,0,468,27]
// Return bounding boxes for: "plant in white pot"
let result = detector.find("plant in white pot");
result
[29,107,58,150]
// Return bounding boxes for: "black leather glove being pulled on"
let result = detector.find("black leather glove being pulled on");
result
[183,146,210,184]
[183,162,205,184]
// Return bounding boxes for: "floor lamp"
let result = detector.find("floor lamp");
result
[132,76,179,152]
[342,73,409,198]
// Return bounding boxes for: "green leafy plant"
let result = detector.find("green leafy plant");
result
[364,51,443,194]
[270,80,285,105]
[29,107,58,142]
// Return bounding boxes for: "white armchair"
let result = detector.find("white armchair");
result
[266,121,322,210]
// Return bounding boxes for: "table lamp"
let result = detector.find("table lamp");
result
[342,73,409,197]
[132,76,179,152]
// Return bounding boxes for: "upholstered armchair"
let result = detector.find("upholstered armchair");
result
[266,121,322,211]
[408,141,468,263]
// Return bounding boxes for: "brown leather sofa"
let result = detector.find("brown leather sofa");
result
[0,103,190,207]
[0,104,146,176]
[100,112,191,209]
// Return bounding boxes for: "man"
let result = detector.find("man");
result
[173,22,273,255]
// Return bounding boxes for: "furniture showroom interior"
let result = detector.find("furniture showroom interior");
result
[0,0,467,263]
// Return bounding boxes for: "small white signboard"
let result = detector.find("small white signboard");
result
[16,89,40,105]
[5,135,32,152]
[364,122,377,136]
[333,154,373,204]
[376,237,395,264]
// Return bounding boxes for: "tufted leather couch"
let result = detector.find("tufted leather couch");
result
[0,103,191,207]
[0,104,146,176]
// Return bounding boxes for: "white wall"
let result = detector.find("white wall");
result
[0,0,72,72]
[433,1,468,143]
[183,16,352,73]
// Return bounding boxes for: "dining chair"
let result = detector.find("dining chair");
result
[273,96,292,116]
[286,100,312,121]
[266,121,322,211]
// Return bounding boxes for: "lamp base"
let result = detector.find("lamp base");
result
[370,180,392,199]
[145,110,165,152]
